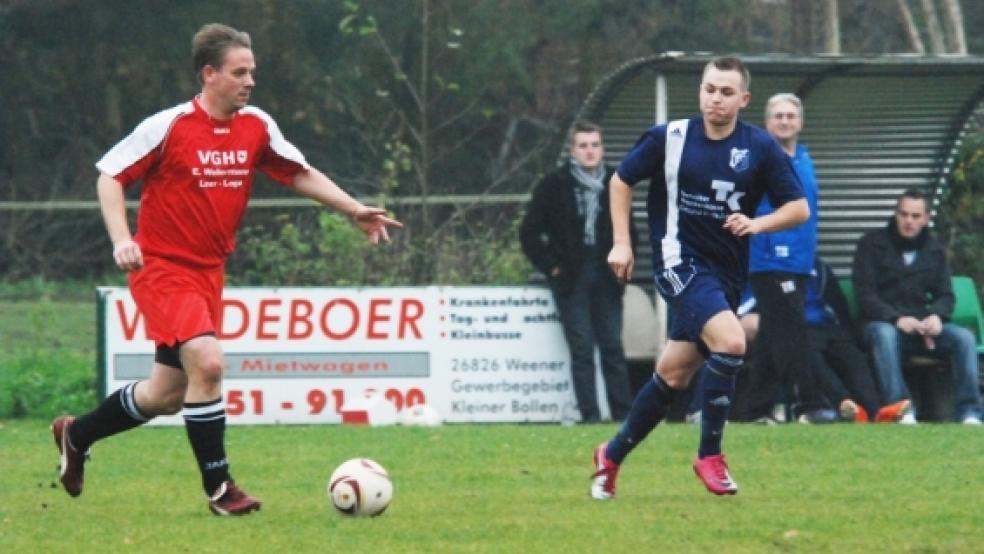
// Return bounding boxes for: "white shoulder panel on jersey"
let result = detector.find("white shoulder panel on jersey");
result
[240,106,310,169]
[661,118,689,269]
[95,102,195,177]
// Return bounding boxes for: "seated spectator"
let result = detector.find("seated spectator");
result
[853,189,983,424]
[732,258,912,424]
[803,257,911,423]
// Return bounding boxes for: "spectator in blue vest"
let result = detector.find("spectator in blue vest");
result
[742,93,827,421]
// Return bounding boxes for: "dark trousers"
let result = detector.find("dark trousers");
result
[552,261,631,422]
[807,322,882,416]
[742,272,824,418]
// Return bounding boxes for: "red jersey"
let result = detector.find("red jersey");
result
[96,97,308,268]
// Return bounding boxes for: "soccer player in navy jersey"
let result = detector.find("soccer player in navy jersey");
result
[50,23,401,515]
[590,56,809,498]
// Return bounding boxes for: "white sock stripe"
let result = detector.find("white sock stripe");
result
[710,353,743,367]
[183,408,225,421]
[119,382,149,422]
[184,412,227,422]
[182,399,225,417]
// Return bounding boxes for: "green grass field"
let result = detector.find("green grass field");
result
[2,420,983,553]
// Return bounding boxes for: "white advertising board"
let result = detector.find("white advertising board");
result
[98,286,588,425]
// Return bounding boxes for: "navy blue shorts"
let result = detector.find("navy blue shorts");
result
[653,260,740,344]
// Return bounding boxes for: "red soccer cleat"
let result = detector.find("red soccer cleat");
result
[693,454,739,495]
[51,416,88,497]
[874,399,912,423]
[590,442,620,500]
[209,481,262,516]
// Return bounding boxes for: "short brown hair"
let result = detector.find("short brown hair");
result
[192,23,252,78]
[703,56,750,91]
[568,120,602,144]
[898,188,930,211]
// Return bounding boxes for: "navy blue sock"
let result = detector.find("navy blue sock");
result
[698,352,743,458]
[605,373,677,465]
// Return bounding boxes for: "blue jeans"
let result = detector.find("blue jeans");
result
[864,321,983,421]
[552,261,631,422]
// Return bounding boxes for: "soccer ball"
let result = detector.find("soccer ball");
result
[400,403,443,426]
[328,458,393,516]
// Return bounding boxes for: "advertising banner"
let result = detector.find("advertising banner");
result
[99,286,590,425]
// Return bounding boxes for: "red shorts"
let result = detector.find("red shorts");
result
[129,256,224,347]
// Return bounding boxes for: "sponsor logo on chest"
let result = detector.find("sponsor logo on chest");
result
[192,149,250,188]
[197,149,249,165]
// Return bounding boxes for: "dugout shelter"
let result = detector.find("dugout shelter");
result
[570,54,984,419]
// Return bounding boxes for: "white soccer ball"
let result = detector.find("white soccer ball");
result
[328,458,393,516]
[400,403,443,426]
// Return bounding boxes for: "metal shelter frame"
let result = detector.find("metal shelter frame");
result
[571,53,984,279]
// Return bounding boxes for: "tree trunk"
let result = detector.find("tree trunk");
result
[419,0,431,235]
[790,0,815,53]
[896,0,926,54]
[821,0,841,54]
[941,0,967,54]
[919,0,947,54]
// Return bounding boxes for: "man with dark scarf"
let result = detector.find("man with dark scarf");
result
[520,120,633,423]
[853,189,982,424]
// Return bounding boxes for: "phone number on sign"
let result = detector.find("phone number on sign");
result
[225,387,426,416]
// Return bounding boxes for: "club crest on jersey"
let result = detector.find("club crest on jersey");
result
[729,148,750,172]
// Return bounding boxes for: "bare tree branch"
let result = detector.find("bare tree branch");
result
[896,0,926,54]
[821,0,841,54]
[371,23,424,112]
[919,0,947,53]
[941,0,967,54]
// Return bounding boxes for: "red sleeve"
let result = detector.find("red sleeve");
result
[114,148,161,188]
[256,144,305,186]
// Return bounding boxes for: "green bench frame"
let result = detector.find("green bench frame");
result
[839,276,984,355]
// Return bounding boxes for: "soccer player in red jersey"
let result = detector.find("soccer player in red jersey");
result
[51,23,402,516]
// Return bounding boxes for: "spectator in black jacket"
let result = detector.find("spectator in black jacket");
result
[520,120,633,422]
[853,189,982,424]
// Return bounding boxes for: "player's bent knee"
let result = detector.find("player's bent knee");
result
[713,339,745,357]
[656,370,693,390]
[188,359,225,385]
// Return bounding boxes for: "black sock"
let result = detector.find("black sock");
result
[69,382,151,452]
[183,398,231,496]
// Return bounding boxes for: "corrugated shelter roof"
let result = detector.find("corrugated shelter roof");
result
[572,53,984,279]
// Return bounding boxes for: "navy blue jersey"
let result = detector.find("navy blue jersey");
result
[617,117,803,291]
